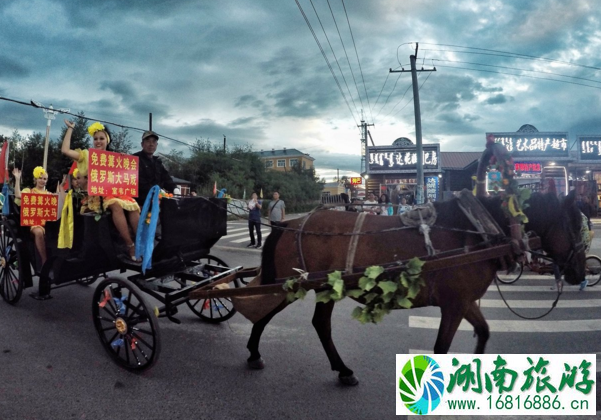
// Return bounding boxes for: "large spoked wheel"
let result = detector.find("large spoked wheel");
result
[92,277,161,371]
[495,261,524,284]
[186,255,237,323]
[0,220,25,304]
[584,255,601,287]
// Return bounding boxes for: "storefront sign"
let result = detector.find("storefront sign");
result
[487,133,569,158]
[514,162,542,173]
[88,150,139,197]
[350,177,362,185]
[20,193,59,227]
[425,176,439,202]
[578,136,601,161]
[367,144,441,174]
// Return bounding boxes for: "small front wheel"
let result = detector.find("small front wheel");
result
[92,277,161,371]
[495,261,524,284]
[186,255,237,323]
[584,255,601,287]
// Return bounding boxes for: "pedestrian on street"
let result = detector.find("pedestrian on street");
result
[268,191,285,226]
[363,192,380,215]
[397,196,412,215]
[379,193,393,216]
[247,192,262,249]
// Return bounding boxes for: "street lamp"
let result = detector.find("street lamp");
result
[32,101,69,170]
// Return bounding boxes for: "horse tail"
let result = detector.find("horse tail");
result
[261,222,288,285]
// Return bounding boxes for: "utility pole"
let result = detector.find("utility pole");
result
[389,43,436,204]
[149,112,153,131]
[223,135,226,153]
[358,111,374,176]
[39,104,69,170]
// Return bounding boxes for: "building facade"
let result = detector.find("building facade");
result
[255,148,315,172]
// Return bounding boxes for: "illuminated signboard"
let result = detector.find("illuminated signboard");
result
[578,136,601,161]
[514,162,541,173]
[487,132,569,158]
[350,177,362,185]
[367,144,441,174]
[425,176,439,202]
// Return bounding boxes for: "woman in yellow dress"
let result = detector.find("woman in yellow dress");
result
[61,120,141,261]
[13,166,52,265]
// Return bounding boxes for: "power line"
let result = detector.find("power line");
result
[433,64,601,90]
[326,0,365,116]
[0,95,207,150]
[308,0,360,117]
[431,58,601,85]
[294,0,359,129]
[394,71,433,117]
[382,80,411,118]
[421,43,601,72]
[341,0,373,123]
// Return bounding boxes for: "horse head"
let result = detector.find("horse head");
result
[524,190,586,285]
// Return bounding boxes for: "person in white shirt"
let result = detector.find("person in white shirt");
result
[397,196,412,215]
[363,192,380,215]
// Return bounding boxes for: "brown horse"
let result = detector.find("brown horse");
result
[244,191,586,385]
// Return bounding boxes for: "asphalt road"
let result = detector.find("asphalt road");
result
[0,217,600,420]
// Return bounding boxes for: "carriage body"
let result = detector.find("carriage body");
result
[0,195,241,371]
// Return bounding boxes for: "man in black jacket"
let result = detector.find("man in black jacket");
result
[133,130,177,206]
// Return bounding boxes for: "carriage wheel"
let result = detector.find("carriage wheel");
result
[495,261,523,284]
[92,277,161,371]
[584,255,601,287]
[186,255,237,323]
[0,220,25,304]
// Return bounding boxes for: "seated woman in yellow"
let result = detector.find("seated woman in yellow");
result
[13,166,52,265]
[61,120,141,261]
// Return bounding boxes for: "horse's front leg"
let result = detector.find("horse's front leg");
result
[247,300,289,369]
[312,301,358,386]
[433,304,468,354]
[463,301,490,353]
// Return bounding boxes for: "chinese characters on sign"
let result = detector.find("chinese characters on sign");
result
[425,176,438,202]
[367,145,441,173]
[514,162,542,173]
[88,150,139,197]
[20,193,59,227]
[350,177,362,185]
[488,133,569,158]
[578,136,601,161]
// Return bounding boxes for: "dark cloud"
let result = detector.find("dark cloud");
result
[0,56,30,78]
[483,94,512,105]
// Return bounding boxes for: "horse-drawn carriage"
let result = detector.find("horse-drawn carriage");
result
[0,141,589,385]
[0,194,245,370]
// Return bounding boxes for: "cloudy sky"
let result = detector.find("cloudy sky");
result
[1,0,600,181]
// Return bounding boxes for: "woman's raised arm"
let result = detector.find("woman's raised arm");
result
[61,119,81,161]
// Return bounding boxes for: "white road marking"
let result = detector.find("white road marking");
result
[409,316,601,333]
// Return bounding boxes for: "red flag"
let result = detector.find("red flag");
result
[213,181,217,196]
[0,142,8,182]
[62,162,78,190]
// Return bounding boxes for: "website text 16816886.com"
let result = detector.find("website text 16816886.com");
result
[445,394,590,412]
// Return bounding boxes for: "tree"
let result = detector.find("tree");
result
[110,128,133,154]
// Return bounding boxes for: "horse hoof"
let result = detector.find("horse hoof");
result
[338,374,359,386]
[247,357,265,370]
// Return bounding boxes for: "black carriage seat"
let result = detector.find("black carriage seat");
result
[151,197,227,264]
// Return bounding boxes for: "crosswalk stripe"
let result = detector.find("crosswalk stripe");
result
[226,227,249,234]
[479,299,601,308]
[225,231,258,239]
[409,316,601,333]
[408,349,601,372]
[231,232,270,243]
[487,285,601,292]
